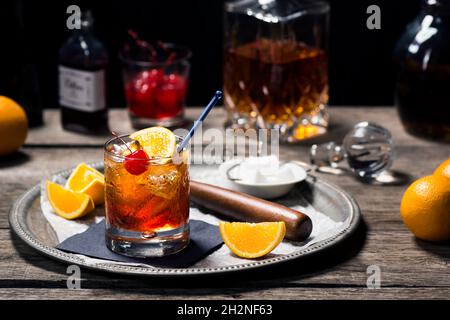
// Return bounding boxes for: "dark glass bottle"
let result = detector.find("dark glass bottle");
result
[394,0,450,142]
[59,10,109,134]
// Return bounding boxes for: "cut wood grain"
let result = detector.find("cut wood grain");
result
[23,108,450,148]
[2,287,450,300]
[2,228,450,288]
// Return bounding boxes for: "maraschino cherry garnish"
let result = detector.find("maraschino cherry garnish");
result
[124,149,149,175]
[111,131,149,175]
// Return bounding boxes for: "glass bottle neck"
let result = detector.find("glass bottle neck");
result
[76,11,94,33]
[423,0,450,13]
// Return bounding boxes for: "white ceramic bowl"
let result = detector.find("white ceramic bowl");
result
[218,158,307,199]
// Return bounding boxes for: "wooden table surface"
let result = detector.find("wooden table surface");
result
[1,107,450,300]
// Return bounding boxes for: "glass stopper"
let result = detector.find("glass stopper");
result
[310,122,395,178]
[310,142,345,168]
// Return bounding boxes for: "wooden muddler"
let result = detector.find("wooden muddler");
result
[190,180,313,241]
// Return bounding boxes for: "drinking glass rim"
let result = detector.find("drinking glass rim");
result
[118,43,192,68]
[104,134,187,162]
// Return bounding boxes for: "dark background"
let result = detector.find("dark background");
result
[0,0,422,108]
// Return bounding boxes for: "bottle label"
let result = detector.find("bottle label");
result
[59,65,106,112]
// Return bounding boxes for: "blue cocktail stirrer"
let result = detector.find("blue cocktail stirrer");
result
[177,90,223,153]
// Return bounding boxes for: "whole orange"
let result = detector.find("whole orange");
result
[0,96,28,156]
[433,157,450,188]
[400,175,450,242]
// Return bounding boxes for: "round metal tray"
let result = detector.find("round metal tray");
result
[9,163,361,277]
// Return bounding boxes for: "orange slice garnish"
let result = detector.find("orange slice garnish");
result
[130,126,176,159]
[219,221,286,259]
[47,181,95,220]
[65,163,105,205]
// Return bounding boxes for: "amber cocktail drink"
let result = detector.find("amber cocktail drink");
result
[104,135,189,257]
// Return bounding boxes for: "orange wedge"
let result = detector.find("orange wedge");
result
[130,126,176,158]
[219,221,286,259]
[47,181,95,220]
[65,163,105,205]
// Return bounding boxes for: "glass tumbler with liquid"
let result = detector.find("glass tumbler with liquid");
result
[104,135,190,257]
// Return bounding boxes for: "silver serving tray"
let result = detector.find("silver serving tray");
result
[9,163,361,277]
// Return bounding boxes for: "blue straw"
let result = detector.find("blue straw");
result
[177,90,223,153]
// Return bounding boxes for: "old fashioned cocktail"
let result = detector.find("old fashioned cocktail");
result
[104,129,189,257]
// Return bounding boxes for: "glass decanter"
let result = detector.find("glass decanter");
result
[223,0,330,142]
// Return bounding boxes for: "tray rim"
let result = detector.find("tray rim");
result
[9,163,361,277]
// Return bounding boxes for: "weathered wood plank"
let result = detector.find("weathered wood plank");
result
[2,287,450,300]
[24,109,222,146]
[23,108,449,148]
[2,226,450,289]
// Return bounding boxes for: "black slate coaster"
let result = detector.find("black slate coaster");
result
[56,219,223,268]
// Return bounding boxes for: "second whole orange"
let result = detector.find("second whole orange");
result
[433,157,450,188]
[400,175,450,242]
